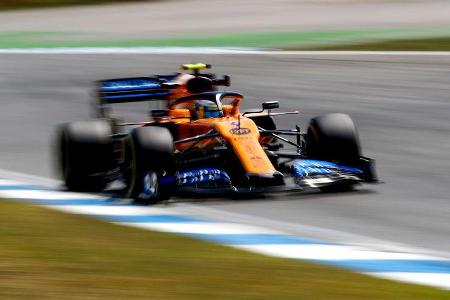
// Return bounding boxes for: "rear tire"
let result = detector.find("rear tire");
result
[126,126,175,204]
[57,120,113,192]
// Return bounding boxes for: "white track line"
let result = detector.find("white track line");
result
[0,169,59,186]
[51,205,184,216]
[0,189,104,200]
[0,48,449,56]
[369,273,450,290]
[239,244,444,261]
[121,222,281,235]
[0,179,25,186]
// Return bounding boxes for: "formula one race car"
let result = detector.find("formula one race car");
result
[56,63,377,204]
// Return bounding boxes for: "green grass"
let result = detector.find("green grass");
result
[307,37,450,51]
[1,28,450,49]
[0,0,150,10]
[0,200,448,299]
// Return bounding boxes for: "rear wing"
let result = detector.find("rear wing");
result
[96,76,177,117]
[97,76,175,104]
[95,67,230,117]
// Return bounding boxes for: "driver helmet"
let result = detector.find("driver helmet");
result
[194,100,222,119]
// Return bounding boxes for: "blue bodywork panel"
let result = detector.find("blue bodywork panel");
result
[293,159,362,178]
[100,78,161,92]
[156,75,178,83]
[99,77,172,103]
[160,168,232,187]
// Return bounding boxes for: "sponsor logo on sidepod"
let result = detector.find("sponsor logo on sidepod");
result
[230,127,251,135]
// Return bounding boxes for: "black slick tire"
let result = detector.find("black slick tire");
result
[126,126,175,204]
[306,113,361,192]
[57,120,113,192]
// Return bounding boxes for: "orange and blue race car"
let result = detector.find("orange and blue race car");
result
[56,63,378,204]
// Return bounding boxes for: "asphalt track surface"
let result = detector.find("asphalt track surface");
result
[0,53,449,256]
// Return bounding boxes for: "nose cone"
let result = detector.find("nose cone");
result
[215,118,278,176]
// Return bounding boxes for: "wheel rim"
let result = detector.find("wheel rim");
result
[141,171,159,199]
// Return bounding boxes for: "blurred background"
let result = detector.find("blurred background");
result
[0,0,449,299]
[1,0,450,49]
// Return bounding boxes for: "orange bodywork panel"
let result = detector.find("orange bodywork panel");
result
[174,117,276,175]
[215,118,276,175]
[169,117,276,175]
[156,88,276,176]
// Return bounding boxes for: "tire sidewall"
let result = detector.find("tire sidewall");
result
[306,113,361,163]
[125,126,175,203]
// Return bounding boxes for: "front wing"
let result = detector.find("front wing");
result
[159,158,377,196]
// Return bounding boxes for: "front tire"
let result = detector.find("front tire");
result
[306,113,361,163]
[306,113,361,192]
[126,126,175,204]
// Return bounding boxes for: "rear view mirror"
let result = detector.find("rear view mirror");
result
[262,101,279,110]
[213,75,230,87]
